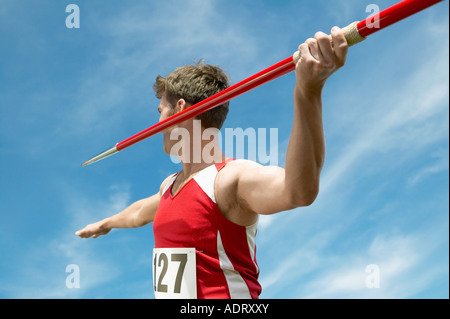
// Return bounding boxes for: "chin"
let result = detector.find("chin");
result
[162,131,170,154]
[164,145,174,155]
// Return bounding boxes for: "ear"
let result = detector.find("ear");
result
[175,99,189,112]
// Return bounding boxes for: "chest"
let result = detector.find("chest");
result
[170,177,191,197]
[153,181,220,252]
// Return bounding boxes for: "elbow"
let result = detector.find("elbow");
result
[286,187,319,209]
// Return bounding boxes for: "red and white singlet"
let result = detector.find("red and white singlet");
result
[153,158,262,299]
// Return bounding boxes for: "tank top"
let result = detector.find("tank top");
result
[153,158,261,299]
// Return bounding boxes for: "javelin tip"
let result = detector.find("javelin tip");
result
[82,145,119,167]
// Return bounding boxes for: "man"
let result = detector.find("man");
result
[76,27,348,299]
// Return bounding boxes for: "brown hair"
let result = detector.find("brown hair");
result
[153,61,230,129]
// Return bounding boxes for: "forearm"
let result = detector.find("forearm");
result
[76,191,160,238]
[283,27,347,206]
[104,198,152,229]
[284,85,325,206]
[102,201,140,229]
[234,28,346,214]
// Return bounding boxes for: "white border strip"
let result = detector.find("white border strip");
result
[216,231,251,299]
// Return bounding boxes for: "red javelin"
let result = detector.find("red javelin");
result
[82,0,444,166]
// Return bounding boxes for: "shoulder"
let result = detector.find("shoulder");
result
[215,159,261,205]
[220,159,263,175]
[216,158,286,207]
[159,173,177,196]
[215,159,262,224]
[216,159,261,184]
[218,159,282,185]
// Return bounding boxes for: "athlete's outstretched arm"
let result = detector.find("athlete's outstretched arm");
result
[230,27,348,215]
[75,194,160,238]
[75,175,174,238]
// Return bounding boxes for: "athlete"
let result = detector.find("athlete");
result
[76,27,348,299]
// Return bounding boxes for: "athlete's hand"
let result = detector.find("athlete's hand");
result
[295,27,348,94]
[75,219,111,238]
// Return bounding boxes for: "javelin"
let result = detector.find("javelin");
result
[82,0,444,166]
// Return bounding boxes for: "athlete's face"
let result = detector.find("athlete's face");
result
[158,94,175,122]
[158,93,184,155]
[158,94,173,154]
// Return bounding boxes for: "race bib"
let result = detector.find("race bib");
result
[152,247,197,299]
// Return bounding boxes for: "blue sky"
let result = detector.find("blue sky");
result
[0,0,448,299]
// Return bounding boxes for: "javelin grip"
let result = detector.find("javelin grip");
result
[292,21,366,64]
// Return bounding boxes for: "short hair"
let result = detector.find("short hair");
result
[153,61,230,129]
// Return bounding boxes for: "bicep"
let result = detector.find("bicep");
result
[236,162,295,215]
[134,193,160,225]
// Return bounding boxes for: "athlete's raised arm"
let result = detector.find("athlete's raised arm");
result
[219,27,348,217]
[75,174,174,238]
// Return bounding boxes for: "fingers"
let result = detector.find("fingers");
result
[295,27,348,90]
[299,28,348,68]
[331,26,348,67]
[75,229,91,238]
[314,31,334,68]
[75,225,110,238]
[305,38,320,61]
[297,42,311,64]
[75,227,96,238]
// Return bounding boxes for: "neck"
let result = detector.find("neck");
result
[178,132,227,178]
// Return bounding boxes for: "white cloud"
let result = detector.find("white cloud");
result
[1,0,447,300]
[321,34,448,196]
[0,184,131,298]
[299,228,447,299]
[257,31,448,230]
[258,17,448,298]
[61,0,264,139]
[407,149,449,187]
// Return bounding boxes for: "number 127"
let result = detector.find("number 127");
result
[153,252,187,294]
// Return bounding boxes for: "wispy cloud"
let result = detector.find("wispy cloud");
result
[407,149,449,187]
[258,18,448,298]
[299,224,448,299]
[321,48,448,196]
[259,212,448,299]
[0,184,131,298]
[257,29,449,231]
[1,0,447,300]
[60,0,264,140]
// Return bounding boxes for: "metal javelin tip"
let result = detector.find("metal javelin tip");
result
[82,145,119,166]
